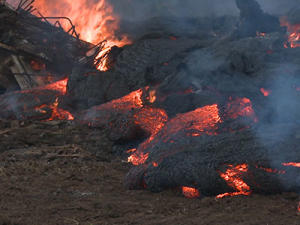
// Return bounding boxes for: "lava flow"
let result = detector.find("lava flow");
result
[280,17,300,48]
[282,162,300,168]
[216,164,251,199]
[182,186,200,199]
[31,0,131,71]
[35,97,74,121]
[127,149,149,166]
[226,97,258,122]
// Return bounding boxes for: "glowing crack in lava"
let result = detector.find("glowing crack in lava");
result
[31,0,131,71]
[282,162,300,168]
[182,186,200,199]
[216,164,251,199]
[280,17,300,48]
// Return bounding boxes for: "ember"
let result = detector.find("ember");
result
[217,164,251,198]
[182,186,200,199]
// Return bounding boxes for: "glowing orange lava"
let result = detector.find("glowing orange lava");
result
[167,104,222,138]
[134,107,168,137]
[36,97,74,121]
[42,78,68,95]
[93,88,143,113]
[256,165,286,174]
[31,0,131,71]
[127,149,149,166]
[216,164,251,199]
[182,186,200,199]
[226,97,258,122]
[280,17,300,48]
[260,88,271,97]
[282,162,300,168]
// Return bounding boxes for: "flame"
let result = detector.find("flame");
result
[216,164,251,198]
[298,202,300,213]
[280,17,300,48]
[226,97,258,122]
[282,162,300,168]
[260,88,271,97]
[32,0,131,71]
[182,186,200,199]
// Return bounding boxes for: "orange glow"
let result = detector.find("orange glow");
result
[256,165,286,174]
[149,90,157,104]
[166,104,222,138]
[42,78,68,95]
[128,151,149,166]
[152,162,158,167]
[182,186,200,199]
[282,162,300,168]
[133,107,168,137]
[32,0,131,71]
[298,202,300,213]
[226,97,258,122]
[280,17,300,48]
[36,97,74,121]
[128,107,168,166]
[94,88,143,112]
[30,60,45,71]
[260,88,271,97]
[216,164,251,199]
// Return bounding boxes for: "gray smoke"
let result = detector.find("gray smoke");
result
[110,0,299,22]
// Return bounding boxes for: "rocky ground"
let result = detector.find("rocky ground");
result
[0,120,299,225]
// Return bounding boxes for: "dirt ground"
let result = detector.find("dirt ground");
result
[0,120,299,225]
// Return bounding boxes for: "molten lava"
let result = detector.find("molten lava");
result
[217,164,251,198]
[182,186,200,199]
[36,97,74,121]
[226,97,258,122]
[31,0,131,71]
[282,162,300,168]
[133,107,168,137]
[280,17,300,48]
[166,104,222,138]
[127,149,149,166]
[41,78,68,95]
